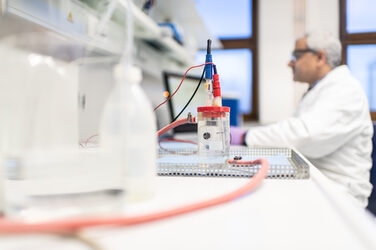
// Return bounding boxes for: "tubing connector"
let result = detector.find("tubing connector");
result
[187,112,196,123]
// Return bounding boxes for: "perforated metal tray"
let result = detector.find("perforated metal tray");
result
[157,146,310,179]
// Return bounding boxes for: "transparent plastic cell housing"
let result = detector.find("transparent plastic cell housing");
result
[197,106,230,158]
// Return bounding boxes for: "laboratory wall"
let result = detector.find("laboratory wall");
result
[258,0,339,124]
[258,0,295,124]
[305,0,339,37]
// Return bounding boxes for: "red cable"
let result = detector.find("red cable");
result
[0,118,269,234]
[228,159,259,165]
[0,159,269,234]
[84,134,98,147]
[153,63,214,112]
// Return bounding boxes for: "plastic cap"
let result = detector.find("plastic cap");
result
[113,64,142,84]
[197,106,230,112]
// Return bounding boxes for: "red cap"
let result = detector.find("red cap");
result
[197,106,230,112]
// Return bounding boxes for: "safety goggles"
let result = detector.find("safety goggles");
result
[291,48,317,62]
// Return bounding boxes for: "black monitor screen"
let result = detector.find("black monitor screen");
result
[163,72,206,133]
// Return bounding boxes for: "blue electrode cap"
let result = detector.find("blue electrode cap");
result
[205,39,213,80]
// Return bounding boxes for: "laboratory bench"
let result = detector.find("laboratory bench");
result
[1,155,376,250]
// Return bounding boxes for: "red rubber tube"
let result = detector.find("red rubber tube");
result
[0,159,268,234]
[157,117,196,137]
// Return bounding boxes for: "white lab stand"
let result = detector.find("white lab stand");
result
[1,152,376,250]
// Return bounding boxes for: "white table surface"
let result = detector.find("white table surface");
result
[1,156,376,250]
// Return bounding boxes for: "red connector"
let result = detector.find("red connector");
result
[212,65,222,107]
[213,73,221,98]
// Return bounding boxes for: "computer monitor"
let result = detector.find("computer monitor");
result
[163,71,206,133]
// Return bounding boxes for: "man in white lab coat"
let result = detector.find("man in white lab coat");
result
[231,31,374,207]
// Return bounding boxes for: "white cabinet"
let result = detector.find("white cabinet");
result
[0,0,221,73]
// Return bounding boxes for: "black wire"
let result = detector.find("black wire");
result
[172,67,206,122]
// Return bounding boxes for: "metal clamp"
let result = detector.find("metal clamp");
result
[187,112,196,123]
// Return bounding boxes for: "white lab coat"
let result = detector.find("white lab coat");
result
[245,65,374,206]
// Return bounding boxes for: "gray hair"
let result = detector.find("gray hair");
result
[305,31,342,68]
